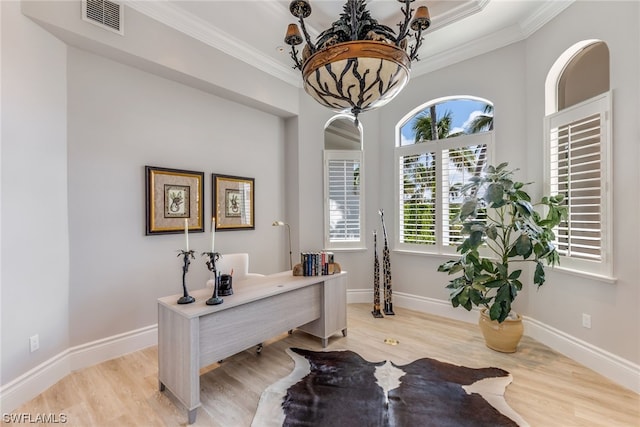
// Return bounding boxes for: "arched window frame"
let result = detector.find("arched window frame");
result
[323,114,365,250]
[394,96,494,255]
[543,40,615,281]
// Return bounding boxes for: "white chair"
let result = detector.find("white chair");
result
[215,253,263,281]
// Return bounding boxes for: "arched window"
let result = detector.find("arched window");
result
[395,96,494,253]
[324,115,364,249]
[544,40,613,279]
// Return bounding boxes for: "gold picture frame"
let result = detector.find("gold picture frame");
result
[213,174,255,231]
[145,166,204,235]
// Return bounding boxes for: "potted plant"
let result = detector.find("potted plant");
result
[437,162,567,352]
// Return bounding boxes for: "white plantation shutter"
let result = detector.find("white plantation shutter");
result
[442,143,488,246]
[324,151,363,247]
[399,152,436,244]
[546,92,612,276]
[396,132,493,253]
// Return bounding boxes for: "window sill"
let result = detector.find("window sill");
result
[548,266,617,284]
[392,248,459,260]
[325,247,368,253]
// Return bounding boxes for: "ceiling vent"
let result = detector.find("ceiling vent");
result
[82,0,124,35]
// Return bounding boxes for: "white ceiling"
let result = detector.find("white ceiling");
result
[127,0,574,87]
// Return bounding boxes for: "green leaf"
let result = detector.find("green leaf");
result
[489,302,502,320]
[486,224,498,240]
[459,200,477,220]
[484,183,504,204]
[515,200,534,217]
[508,270,522,279]
[515,234,533,258]
[534,262,546,286]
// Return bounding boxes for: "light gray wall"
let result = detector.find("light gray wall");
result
[375,41,528,304]
[352,1,638,364]
[66,47,287,346]
[1,1,70,384]
[21,0,299,118]
[2,0,638,391]
[522,0,639,363]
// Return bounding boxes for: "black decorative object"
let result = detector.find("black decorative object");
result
[218,274,233,296]
[203,252,224,305]
[371,230,383,318]
[379,210,394,315]
[177,250,196,304]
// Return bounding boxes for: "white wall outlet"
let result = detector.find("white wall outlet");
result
[29,334,39,352]
[582,313,592,329]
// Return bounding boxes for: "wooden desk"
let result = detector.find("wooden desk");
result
[157,271,347,424]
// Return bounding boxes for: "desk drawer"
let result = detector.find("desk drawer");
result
[198,284,321,366]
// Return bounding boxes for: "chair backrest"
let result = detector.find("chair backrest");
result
[216,253,250,280]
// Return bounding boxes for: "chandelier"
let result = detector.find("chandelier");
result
[284,0,431,123]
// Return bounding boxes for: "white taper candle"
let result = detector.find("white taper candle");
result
[184,218,189,251]
[211,217,216,252]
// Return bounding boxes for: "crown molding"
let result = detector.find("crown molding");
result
[411,0,575,77]
[411,24,525,77]
[125,0,301,87]
[519,0,575,37]
[125,0,574,88]
[428,0,490,32]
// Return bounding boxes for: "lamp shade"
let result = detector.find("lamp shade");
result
[302,41,411,116]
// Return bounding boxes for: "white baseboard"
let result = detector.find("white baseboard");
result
[348,288,640,393]
[0,324,157,414]
[3,289,639,414]
[523,317,640,393]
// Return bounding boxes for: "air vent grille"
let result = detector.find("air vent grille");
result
[83,0,123,35]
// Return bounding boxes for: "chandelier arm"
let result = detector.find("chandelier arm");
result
[289,45,303,70]
[396,0,415,45]
[409,28,424,61]
[298,16,316,53]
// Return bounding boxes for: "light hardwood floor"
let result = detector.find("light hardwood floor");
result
[14,304,640,426]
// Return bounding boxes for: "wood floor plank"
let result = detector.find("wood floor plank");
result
[13,304,640,426]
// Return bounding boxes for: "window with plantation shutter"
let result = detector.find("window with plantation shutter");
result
[395,97,494,254]
[324,151,363,248]
[545,92,612,277]
[396,133,493,254]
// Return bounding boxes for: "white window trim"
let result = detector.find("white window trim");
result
[323,149,365,250]
[543,91,613,280]
[394,132,494,255]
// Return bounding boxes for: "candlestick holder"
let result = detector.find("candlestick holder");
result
[203,252,223,306]
[177,250,196,304]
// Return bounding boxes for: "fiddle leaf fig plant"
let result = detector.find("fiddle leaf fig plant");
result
[437,163,568,323]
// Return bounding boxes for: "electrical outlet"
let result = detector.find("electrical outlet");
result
[582,313,592,329]
[30,334,39,352]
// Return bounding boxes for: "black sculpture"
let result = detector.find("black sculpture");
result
[379,210,394,315]
[177,250,196,304]
[371,230,383,318]
[203,252,223,306]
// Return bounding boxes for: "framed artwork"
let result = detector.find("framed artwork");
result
[213,174,255,231]
[145,166,204,235]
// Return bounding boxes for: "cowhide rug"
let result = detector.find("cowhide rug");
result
[252,348,528,427]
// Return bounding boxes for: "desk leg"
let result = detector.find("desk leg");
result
[188,409,197,425]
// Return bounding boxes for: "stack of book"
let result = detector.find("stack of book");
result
[300,251,335,276]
